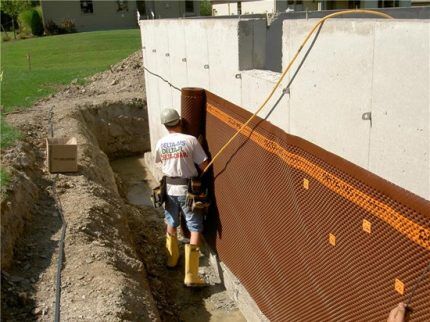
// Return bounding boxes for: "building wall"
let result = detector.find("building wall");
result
[141,0,200,19]
[212,0,413,15]
[412,0,430,5]
[41,0,138,32]
[140,17,429,201]
[212,2,239,15]
[213,0,275,15]
[242,0,276,13]
[360,0,411,9]
[276,0,319,12]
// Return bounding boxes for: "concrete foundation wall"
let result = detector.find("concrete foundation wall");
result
[281,18,429,200]
[141,18,247,152]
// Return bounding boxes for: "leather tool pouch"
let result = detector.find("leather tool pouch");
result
[186,178,210,215]
[151,176,166,208]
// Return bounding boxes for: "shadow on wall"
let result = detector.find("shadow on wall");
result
[204,22,323,249]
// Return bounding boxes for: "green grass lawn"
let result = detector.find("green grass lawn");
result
[1,28,141,153]
[1,29,141,111]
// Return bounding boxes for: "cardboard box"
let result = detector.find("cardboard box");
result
[46,137,78,173]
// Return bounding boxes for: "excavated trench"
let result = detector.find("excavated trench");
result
[80,100,246,321]
[1,97,245,321]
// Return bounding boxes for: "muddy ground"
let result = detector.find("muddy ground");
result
[1,51,245,321]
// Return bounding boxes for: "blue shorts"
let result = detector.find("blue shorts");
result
[164,195,203,233]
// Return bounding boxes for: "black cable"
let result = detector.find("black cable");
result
[48,106,67,322]
[142,66,181,92]
[49,107,54,138]
[406,261,430,307]
[53,176,67,322]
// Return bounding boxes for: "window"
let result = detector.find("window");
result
[287,1,302,6]
[237,1,242,15]
[185,1,194,13]
[136,0,146,16]
[351,1,361,9]
[378,0,400,7]
[80,0,93,14]
[117,0,129,12]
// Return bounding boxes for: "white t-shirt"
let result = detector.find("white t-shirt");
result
[155,132,208,196]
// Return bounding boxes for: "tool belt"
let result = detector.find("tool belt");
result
[186,177,210,215]
[151,176,211,215]
[166,177,189,185]
[151,176,189,208]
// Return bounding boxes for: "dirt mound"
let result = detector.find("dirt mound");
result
[1,50,146,270]
[1,51,160,321]
[51,50,145,103]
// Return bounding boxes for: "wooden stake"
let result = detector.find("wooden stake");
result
[27,53,32,72]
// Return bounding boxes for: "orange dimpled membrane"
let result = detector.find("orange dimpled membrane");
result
[182,89,430,321]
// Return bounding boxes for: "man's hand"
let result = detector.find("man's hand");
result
[387,303,408,322]
[199,159,210,173]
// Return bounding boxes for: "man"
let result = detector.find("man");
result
[155,108,209,287]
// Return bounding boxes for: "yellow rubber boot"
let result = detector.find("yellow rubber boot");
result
[166,233,179,268]
[184,244,206,287]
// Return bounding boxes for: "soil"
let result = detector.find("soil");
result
[1,51,245,321]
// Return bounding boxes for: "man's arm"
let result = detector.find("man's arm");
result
[198,159,209,172]
[192,137,209,172]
